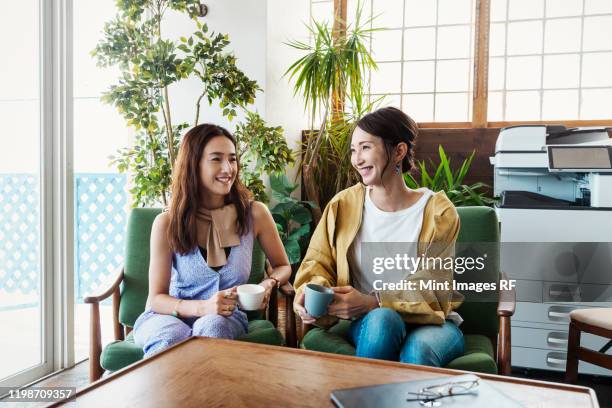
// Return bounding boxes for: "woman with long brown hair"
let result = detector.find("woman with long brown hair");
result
[133,124,291,357]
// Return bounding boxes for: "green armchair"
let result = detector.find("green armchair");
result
[85,208,296,382]
[298,206,516,375]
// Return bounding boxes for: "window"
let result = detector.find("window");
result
[311,0,335,24]
[310,0,477,123]
[371,0,476,123]
[489,0,612,122]
[0,0,129,389]
[311,0,612,127]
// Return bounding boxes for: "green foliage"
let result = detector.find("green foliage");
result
[285,1,378,211]
[285,3,376,121]
[116,0,200,21]
[109,123,188,206]
[94,0,260,206]
[239,170,267,203]
[179,22,260,123]
[235,111,295,202]
[403,145,496,207]
[269,174,316,265]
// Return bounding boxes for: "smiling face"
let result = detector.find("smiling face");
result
[199,135,238,198]
[350,126,393,186]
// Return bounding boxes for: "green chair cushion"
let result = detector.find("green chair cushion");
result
[102,320,285,372]
[445,334,497,374]
[302,320,355,355]
[301,322,497,374]
[238,319,285,346]
[100,331,144,372]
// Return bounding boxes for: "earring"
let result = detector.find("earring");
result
[395,163,401,175]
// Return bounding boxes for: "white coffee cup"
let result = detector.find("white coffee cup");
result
[236,284,265,311]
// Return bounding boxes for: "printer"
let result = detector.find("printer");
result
[491,125,612,210]
[490,125,612,376]
[489,125,612,240]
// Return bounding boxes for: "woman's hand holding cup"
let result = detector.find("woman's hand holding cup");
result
[258,278,276,310]
[295,283,335,323]
[197,287,238,317]
[294,291,316,324]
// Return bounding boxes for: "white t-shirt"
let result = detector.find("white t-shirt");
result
[348,186,463,325]
[349,187,433,293]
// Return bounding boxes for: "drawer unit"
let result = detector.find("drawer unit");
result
[511,302,612,376]
[513,302,610,324]
[512,347,612,377]
[512,325,610,351]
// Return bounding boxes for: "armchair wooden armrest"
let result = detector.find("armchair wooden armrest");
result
[83,266,124,304]
[497,272,516,317]
[279,282,296,347]
[84,266,124,382]
[300,321,314,344]
[496,272,516,375]
[279,282,295,297]
[264,262,297,348]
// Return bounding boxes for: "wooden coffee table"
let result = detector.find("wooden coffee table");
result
[51,337,599,407]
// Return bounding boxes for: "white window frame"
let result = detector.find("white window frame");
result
[0,0,74,391]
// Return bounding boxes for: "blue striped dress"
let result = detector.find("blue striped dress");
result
[133,217,253,358]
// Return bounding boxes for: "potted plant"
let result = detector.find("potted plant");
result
[285,2,377,220]
[404,146,496,207]
[95,0,267,206]
[234,111,294,203]
[269,173,316,278]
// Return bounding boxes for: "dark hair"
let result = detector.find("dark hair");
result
[354,106,419,178]
[167,123,252,254]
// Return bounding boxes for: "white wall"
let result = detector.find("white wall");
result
[73,0,129,174]
[265,0,311,186]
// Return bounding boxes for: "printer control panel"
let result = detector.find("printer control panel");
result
[547,145,612,173]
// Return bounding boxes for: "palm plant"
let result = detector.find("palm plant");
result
[285,2,377,218]
[404,146,496,207]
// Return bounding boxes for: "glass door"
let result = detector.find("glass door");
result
[72,0,129,361]
[0,0,51,387]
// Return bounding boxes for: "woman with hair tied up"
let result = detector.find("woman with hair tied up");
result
[133,124,291,358]
[294,107,464,367]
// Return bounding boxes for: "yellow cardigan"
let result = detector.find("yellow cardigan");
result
[294,183,462,326]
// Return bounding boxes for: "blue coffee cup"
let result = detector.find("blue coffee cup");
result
[304,283,334,318]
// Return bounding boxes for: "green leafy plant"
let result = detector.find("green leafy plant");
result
[234,111,295,202]
[404,145,496,207]
[285,2,378,218]
[269,174,315,264]
[95,0,261,206]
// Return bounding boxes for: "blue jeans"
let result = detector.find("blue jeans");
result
[348,308,464,366]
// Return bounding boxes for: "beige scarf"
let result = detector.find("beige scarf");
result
[196,205,240,267]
